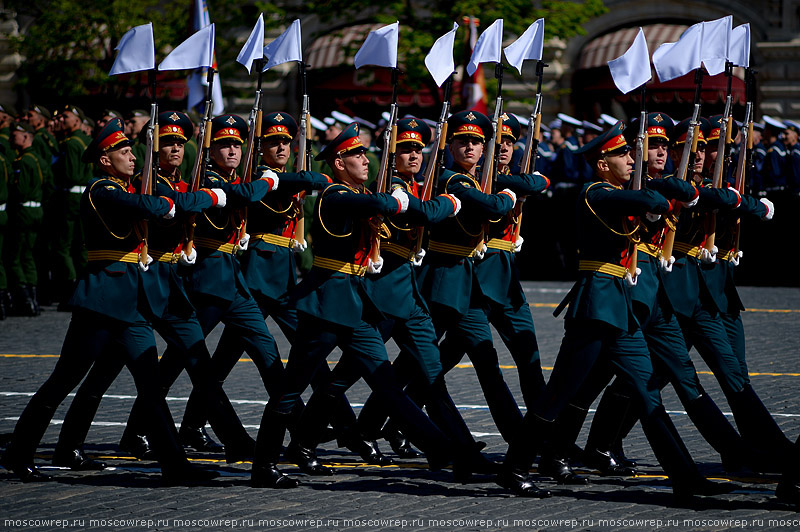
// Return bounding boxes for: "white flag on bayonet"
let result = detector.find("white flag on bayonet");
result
[263,19,303,70]
[237,14,265,73]
[160,24,215,70]
[467,19,503,76]
[504,18,545,75]
[109,23,155,76]
[354,22,399,69]
[608,28,651,94]
[424,22,459,87]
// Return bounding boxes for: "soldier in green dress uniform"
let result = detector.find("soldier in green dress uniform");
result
[0,143,10,319]
[51,105,93,305]
[1,118,218,484]
[499,122,735,502]
[7,122,52,316]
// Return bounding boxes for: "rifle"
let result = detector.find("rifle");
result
[628,84,648,279]
[704,61,735,253]
[238,58,265,243]
[183,67,216,257]
[480,63,504,195]
[733,67,756,256]
[415,75,453,253]
[138,69,159,266]
[369,67,401,263]
[293,61,312,245]
[513,59,547,245]
[661,68,705,260]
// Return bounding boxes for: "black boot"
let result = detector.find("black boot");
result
[684,393,746,471]
[641,406,739,500]
[28,285,41,316]
[496,415,551,498]
[539,403,589,484]
[252,409,298,488]
[285,442,333,476]
[120,430,156,460]
[728,384,793,468]
[381,422,421,459]
[1,443,51,482]
[12,285,36,317]
[583,390,638,476]
[52,448,106,470]
[287,392,337,474]
[178,425,224,453]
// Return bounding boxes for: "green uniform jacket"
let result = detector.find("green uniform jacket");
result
[556,181,670,332]
[239,166,331,302]
[290,181,403,329]
[68,175,171,323]
[184,167,273,302]
[33,128,58,164]
[9,147,50,226]
[475,169,550,309]
[415,168,514,316]
[365,174,458,320]
[55,130,93,189]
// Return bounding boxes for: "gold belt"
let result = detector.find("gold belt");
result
[149,250,180,263]
[195,237,238,254]
[486,238,516,253]
[382,242,414,261]
[87,250,140,263]
[673,241,703,259]
[252,232,295,248]
[578,260,627,278]
[428,240,477,258]
[313,256,367,277]
[636,242,661,258]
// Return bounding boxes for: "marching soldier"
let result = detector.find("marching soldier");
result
[414,110,522,443]
[7,122,51,316]
[1,118,217,484]
[251,122,459,488]
[498,122,734,501]
[150,114,284,454]
[0,103,15,154]
[353,117,498,475]
[51,111,257,465]
[52,105,93,306]
[0,141,10,319]
[24,104,59,164]
[127,109,151,172]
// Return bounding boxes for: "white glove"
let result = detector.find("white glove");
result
[514,235,524,253]
[210,188,226,208]
[367,255,384,274]
[138,254,153,272]
[163,203,176,220]
[500,188,517,207]
[412,247,426,267]
[681,194,699,209]
[292,239,308,253]
[391,188,409,213]
[474,243,488,260]
[179,247,197,266]
[659,255,675,273]
[731,249,743,266]
[239,232,250,251]
[699,245,717,264]
[624,267,642,287]
[645,212,661,222]
[760,198,774,220]
[261,169,279,191]
[448,195,462,217]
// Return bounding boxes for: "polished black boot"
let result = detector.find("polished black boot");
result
[252,409,299,488]
[538,403,590,484]
[381,422,421,459]
[338,436,393,466]
[1,444,51,482]
[496,415,551,498]
[119,430,156,460]
[583,390,638,476]
[641,406,738,501]
[684,393,746,471]
[178,425,224,453]
[29,285,41,316]
[52,448,106,470]
[285,442,333,475]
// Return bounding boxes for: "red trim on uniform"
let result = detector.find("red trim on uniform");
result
[452,123,485,140]
[396,131,425,146]
[393,196,403,214]
[259,176,276,190]
[160,196,175,212]
[647,126,668,140]
[212,127,243,143]
[675,130,705,145]
[707,127,721,142]
[333,135,364,155]
[200,188,218,206]
[498,190,515,204]
[601,134,627,154]
[159,124,187,140]
[727,184,742,208]
[262,125,292,139]
[441,193,458,213]
[98,131,129,152]
[541,174,551,189]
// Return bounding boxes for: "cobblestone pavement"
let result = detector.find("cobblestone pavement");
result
[1,282,800,531]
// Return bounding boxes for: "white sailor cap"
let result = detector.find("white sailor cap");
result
[582,120,603,133]
[512,113,530,127]
[557,112,582,127]
[309,115,327,131]
[353,116,377,130]
[600,113,620,126]
[762,115,786,130]
[549,118,562,130]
